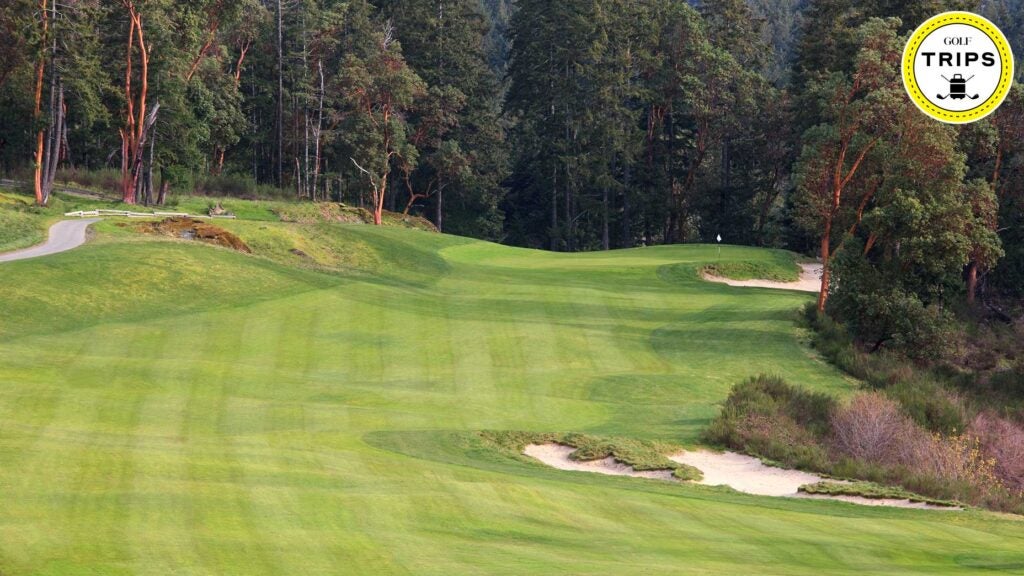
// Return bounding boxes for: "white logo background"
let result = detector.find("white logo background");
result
[912,23,1002,113]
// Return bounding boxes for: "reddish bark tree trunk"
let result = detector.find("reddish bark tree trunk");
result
[120,1,150,204]
[32,0,47,206]
[966,262,979,305]
[817,218,832,313]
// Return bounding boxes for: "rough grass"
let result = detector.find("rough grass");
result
[479,431,703,481]
[0,210,45,252]
[799,481,960,508]
[702,253,801,282]
[0,190,49,252]
[1,215,1022,574]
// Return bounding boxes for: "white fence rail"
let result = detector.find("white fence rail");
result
[64,209,236,220]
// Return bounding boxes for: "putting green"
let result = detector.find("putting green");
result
[0,223,1021,575]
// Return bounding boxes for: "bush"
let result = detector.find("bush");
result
[885,379,965,434]
[705,378,1024,513]
[969,412,1024,493]
[702,375,835,469]
[56,167,122,195]
[831,392,916,464]
[194,173,290,199]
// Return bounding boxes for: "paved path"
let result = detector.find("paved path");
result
[703,263,823,293]
[0,219,100,263]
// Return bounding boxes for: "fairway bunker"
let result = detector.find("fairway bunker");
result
[525,443,960,510]
[703,263,823,292]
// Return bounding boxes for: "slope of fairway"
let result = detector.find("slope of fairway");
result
[0,224,1022,575]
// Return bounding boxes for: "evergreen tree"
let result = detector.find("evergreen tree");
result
[378,0,509,237]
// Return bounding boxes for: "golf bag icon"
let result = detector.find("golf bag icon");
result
[937,74,979,100]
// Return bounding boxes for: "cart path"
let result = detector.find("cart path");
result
[703,263,823,293]
[0,219,100,263]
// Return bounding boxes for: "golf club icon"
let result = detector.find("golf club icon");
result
[937,74,979,100]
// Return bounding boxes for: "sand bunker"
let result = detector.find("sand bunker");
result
[524,444,675,480]
[703,263,822,293]
[525,443,959,510]
[669,450,823,497]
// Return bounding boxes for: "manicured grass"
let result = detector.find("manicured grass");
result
[0,217,1022,575]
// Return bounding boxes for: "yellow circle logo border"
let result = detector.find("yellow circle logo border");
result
[902,11,1015,124]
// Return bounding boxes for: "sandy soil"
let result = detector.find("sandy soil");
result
[525,444,959,510]
[703,263,822,293]
[0,218,99,263]
[669,450,823,497]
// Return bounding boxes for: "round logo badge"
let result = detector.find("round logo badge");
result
[903,12,1015,124]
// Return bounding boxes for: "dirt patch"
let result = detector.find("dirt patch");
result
[137,217,251,253]
[703,263,822,293]
[525,443,960,510]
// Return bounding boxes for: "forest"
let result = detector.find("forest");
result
[2,0,1024,358]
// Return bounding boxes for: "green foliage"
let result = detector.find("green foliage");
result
[886,380,966,435]
[504,0,781,250]
[701,374,836,470]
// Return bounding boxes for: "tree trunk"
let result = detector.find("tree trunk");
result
[602,184,610,251]
[374,180,385,226]
[41,83,64,205]
[436,185,443,232]
[817,216,832,313]
[120,2,150,205]
[276,0,284,188]
[311,60,324,201]
[32,0,47,206]
[550,163,558,251]
[966,261,979,305]
[621,159,631,248]
[157,166,169,205]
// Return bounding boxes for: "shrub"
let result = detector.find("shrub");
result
[55,167,121,195]
[702,375,835,469]
[193,173,289,199]
[831,392,916,464]
[885,379,965,434]
[706,377,1024,513]
[969,412,1024,493]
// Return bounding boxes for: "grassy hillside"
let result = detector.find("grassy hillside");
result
[0,192,48,252]
[0,212,1022,574]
